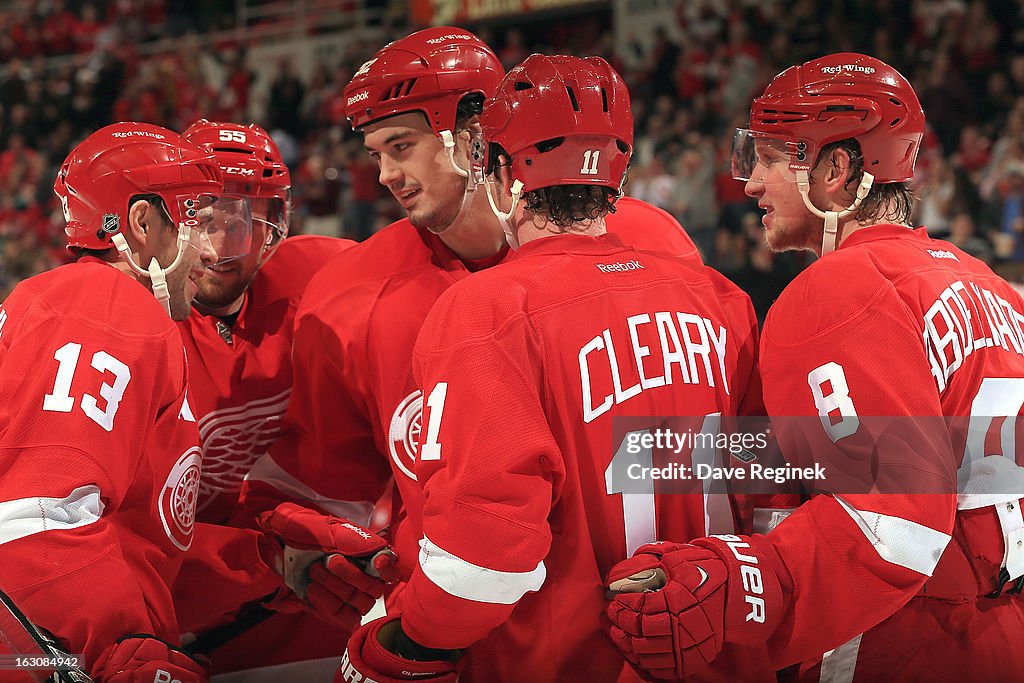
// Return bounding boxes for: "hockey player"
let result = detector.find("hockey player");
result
[171,120,380,681]
[337,53,774,683]
[238,26,705,609]
[179,120,355,523]
[0,122,232,682]
[0,122,395,683]
[605,53,1024,682]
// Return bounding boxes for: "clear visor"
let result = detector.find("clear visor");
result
[254,216,286,243]
[170,194,253,263]
[730,129,804,181]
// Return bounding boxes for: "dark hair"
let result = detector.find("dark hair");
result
[454,92,485,131]
[523,185,619,229]
[488,140,621,229]
[816,139,915,225]
[129,193,166,210]
[74,193,169,260]
[74,247,116,261]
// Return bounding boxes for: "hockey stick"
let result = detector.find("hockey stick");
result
[0,589,91,682]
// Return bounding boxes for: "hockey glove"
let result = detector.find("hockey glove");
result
[256,502,398,630]
[337,615,458,683]
[606,535,783,680]
[91,635,208,683]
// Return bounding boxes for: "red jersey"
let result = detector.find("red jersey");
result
[173,235,354,677]
[405,233,768,682]
[613,195,701,261]
[756,225,1024,679]
[238,200,703,585]
[0,259,199,670]
[179,235,353,525]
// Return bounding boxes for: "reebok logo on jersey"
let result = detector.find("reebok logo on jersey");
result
[596,259,644,273]
[927,249,959,261]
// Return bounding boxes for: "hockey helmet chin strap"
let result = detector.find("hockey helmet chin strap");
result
[795,169,875,255]
[429,129,489,236]
[484,178,524,249]
[110,223,192,317]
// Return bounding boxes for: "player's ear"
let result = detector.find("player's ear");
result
[460,114,482,135]
[494,154,513,194]
[126,199,152,250]
[823,147,854,196]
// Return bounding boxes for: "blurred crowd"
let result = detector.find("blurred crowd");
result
[2,0,1024,320]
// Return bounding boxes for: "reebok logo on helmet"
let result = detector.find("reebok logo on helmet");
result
[347,91,370,106]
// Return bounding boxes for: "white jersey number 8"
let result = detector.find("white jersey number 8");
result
[808,361,860,442]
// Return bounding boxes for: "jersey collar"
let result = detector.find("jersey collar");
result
[510,231,628,259]
[424,226,509,273]
[838,223,927,251]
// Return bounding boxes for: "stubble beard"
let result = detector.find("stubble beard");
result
[168,273,193,321]
[764,218,818,254]
[195,274,248,311]
[408,200,460,234]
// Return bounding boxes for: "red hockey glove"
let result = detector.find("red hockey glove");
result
[257,502,398,630]
[605,535,784,681]
[92,635,208,682]
[337,616,458,683]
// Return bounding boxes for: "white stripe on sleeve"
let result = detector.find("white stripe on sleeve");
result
[0,485,104,545]
[418,536,546,605]
[833,495,951,576]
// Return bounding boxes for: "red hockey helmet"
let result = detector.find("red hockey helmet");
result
[734,52,924,183]
[481,54,633,194]
[344,26,504,135]
[55,122,223,251]
[181,119,290,200]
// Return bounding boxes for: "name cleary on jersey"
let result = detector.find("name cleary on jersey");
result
[924,278,1024,392]
[579,311,729,423]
